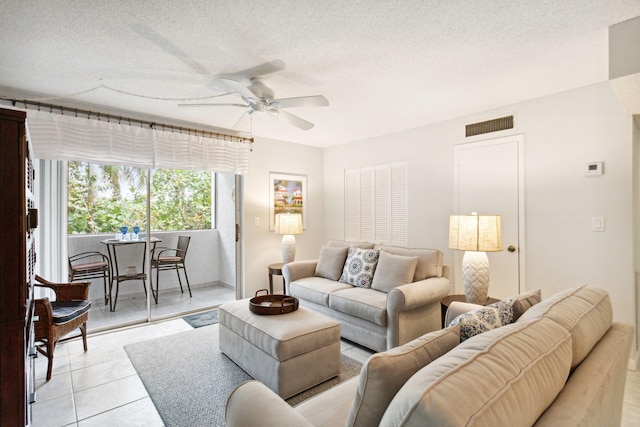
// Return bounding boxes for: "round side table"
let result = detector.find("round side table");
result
[440,294,500,327]
[268,263,284,294]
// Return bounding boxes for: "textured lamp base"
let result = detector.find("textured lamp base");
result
[281,235,296,264]
[462,251,490,305]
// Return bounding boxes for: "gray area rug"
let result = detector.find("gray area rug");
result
[124,324,362,427]
[182,309,218,328]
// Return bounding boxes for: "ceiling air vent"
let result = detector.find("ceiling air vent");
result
[465,115,513,137]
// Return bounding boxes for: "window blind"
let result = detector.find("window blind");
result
[26,108,251,175]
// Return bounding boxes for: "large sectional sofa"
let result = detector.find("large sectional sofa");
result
[226,284,634,426]
[283,240,451,352]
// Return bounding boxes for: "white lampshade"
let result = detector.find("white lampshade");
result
[448,214,502,252]
[448,213,502,305]
[274,213,303,235]
[275,213,303,264]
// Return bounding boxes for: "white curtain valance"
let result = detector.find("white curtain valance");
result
[26,109,251,175]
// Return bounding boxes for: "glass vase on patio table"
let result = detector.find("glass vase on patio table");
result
[120,226,128,241]
[133,226,140,241]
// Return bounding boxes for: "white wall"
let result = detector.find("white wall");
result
[241,137,325,298]
[241,82,636,361]
[324,82,635,334]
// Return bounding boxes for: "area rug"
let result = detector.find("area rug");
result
[182,309,218,328]
[124,324,362,427]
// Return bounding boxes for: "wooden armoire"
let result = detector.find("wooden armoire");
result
[0,108,37,426]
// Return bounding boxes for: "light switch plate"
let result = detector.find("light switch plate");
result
[592,217,605,232]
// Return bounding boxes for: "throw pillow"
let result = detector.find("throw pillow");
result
[345,325,461,427]
[370,251,418,293]
[511,288,542,321]
[339,247,380,288]
[379,318,572,427]
[449,306,505,342]
[488,298,514,325]
[314,245,349,280]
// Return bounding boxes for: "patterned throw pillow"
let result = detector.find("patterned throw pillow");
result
[487,298,514,325]
[339,247,380,288]
[449,306,505,342]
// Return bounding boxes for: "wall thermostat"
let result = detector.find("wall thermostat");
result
[585,162,603,176]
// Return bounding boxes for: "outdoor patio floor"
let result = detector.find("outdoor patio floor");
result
[86,283,236,332]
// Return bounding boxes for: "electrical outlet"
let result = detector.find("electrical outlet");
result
[254,217,260,226]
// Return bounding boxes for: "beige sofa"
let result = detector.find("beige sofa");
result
[283,240,451,352]
[226,285,634,427]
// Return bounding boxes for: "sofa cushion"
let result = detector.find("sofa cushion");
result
[326,239,375,249]
[517,285,612,368]
[379,317,572,427]
[371,251,418,293]
[511,288,541,321]
[329,287,388,326]
[314,245,349,281]
[346,325,460,427]
[448,305,505,342]
[376,245,443,280]
[290,277,353,307]
[339,247,380,288]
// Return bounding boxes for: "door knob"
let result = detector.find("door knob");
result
[507,245,516,252]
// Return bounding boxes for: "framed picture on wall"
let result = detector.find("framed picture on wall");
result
[269,172,307,231]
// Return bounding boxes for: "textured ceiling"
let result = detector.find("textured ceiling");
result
[1,1,639,147]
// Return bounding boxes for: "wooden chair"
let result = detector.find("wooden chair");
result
[151,235,192,303]
[69,251,110,305]
[33,275,91,381]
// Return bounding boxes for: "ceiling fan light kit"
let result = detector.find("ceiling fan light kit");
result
[179,60,329,131]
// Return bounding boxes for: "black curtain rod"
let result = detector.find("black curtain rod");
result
[4,98,254,145]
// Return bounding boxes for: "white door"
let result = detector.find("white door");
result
[453,135,524,299]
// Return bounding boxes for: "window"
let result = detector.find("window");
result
[344,162,407,246]
[68,161,213,234]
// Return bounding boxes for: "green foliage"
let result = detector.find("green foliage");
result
[68,162,213,234]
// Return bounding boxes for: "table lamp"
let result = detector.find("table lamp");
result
[275,213,303,264]
[448,213,502,304]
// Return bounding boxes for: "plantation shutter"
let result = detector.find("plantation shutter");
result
[374,164,390,243]
[344,169,361,242]
[344,162,407,246]
[390,162,408,246]
[359,167,375,242]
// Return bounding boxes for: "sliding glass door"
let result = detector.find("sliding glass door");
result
[64,161,236,331]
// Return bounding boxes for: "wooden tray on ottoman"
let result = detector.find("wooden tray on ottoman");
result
[249,289,299,315]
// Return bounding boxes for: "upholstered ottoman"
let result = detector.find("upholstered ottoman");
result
[218,298,341,399]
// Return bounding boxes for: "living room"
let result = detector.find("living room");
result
[1,1,640,426]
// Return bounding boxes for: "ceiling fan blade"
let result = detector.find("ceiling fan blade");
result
[228,60,286,80]
[178,102,248,108]
[133,24,211,76]
[277,110,315,130]
[219,78,258,102]
[272,95,330,109]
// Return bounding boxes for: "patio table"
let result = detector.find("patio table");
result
[101,237,161,311]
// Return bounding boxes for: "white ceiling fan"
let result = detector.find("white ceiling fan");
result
[178,60,329,131]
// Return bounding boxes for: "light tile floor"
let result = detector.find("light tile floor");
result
[86,283,236,332]
[31,318,640,427]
